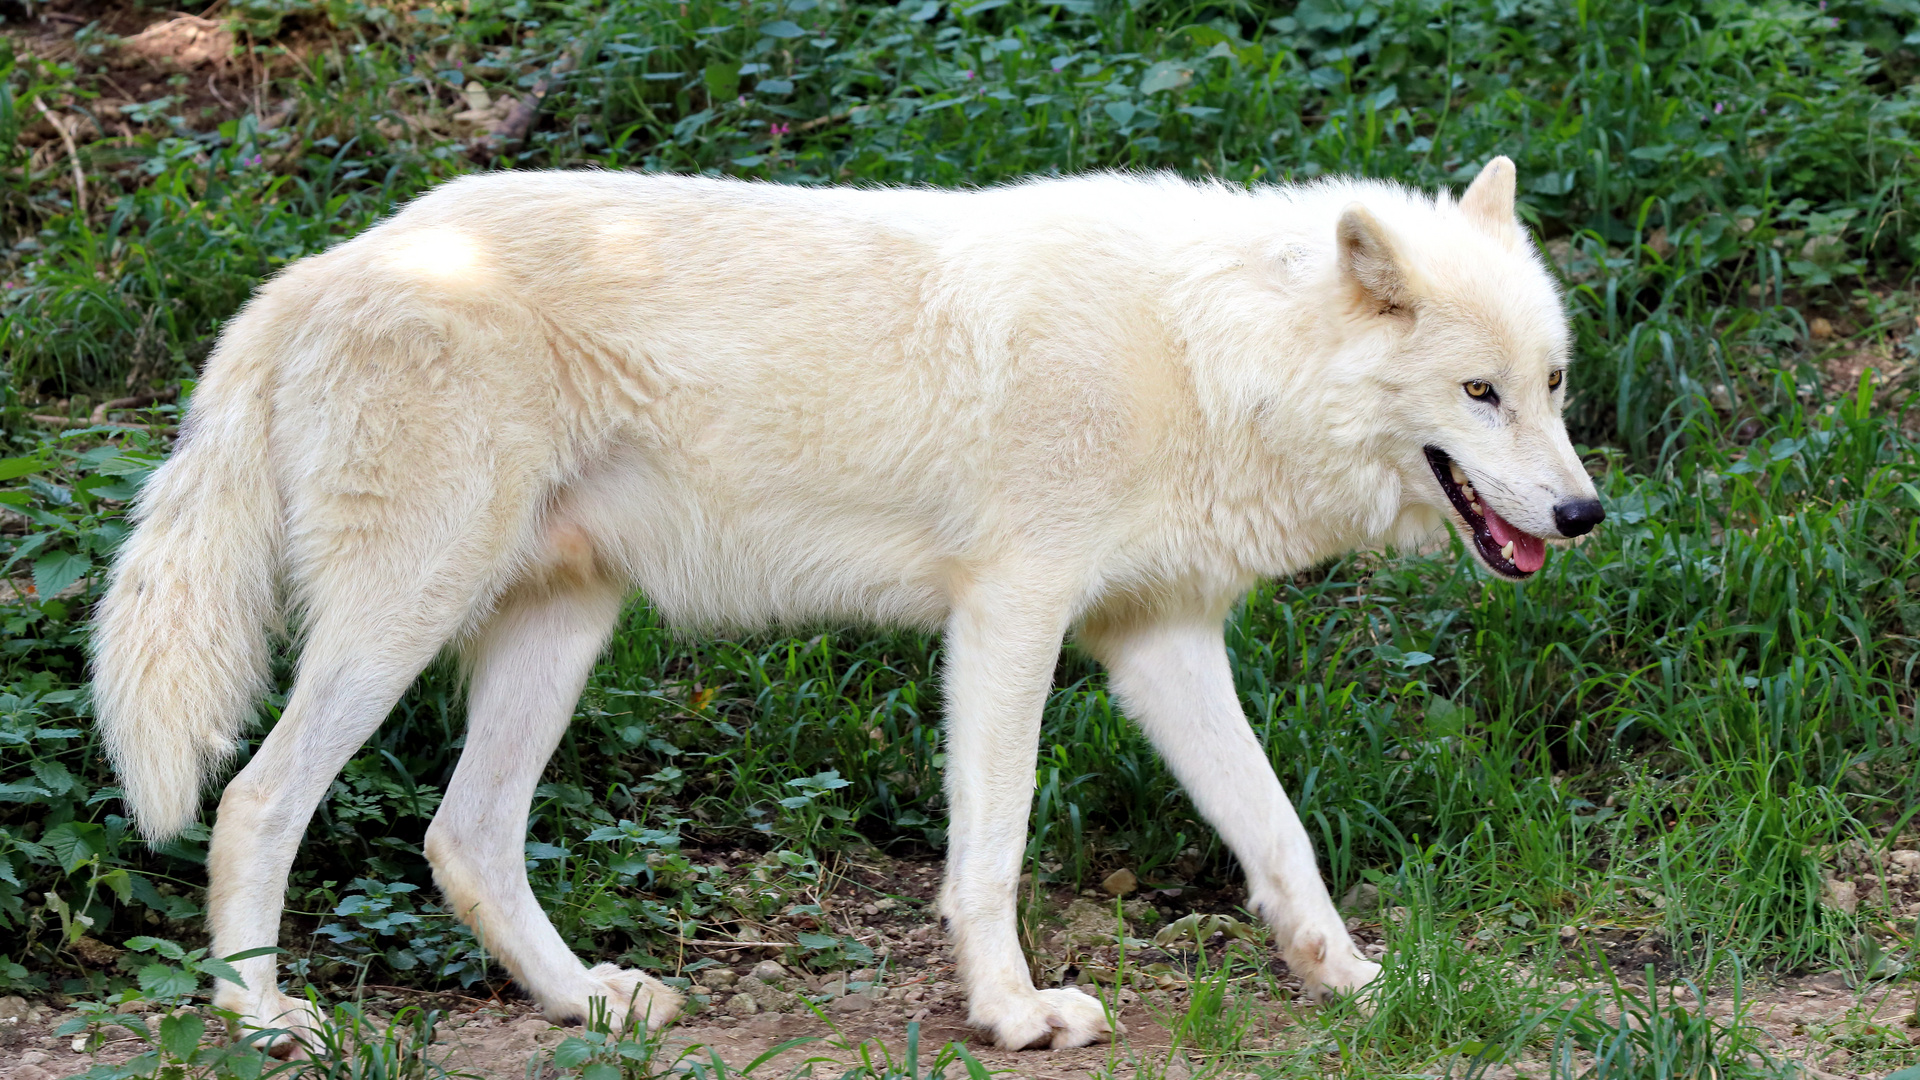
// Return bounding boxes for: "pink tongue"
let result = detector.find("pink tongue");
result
[1484,506,1547,573]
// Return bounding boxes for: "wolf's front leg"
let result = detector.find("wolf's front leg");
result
[1081,613,1380,1001]
[940,581,1115,1050]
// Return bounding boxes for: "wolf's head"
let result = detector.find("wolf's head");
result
[1331,157,1603,580]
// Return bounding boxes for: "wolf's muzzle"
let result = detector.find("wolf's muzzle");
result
[1552,498,1605,537]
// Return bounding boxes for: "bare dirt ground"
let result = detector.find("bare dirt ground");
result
[3,963,1915,1079]
[3,849,1915,1080]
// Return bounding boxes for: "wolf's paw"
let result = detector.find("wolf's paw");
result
[556,963,683,1032]
[220,988,326,1060]
[973,986,1118,1050]
[1305,953,1382,1004]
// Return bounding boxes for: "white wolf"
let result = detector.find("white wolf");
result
[91,157,1602,1054]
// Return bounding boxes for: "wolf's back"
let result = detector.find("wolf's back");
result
[91,308,284,841]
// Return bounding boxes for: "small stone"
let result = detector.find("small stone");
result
[70,937,121,967]
[735,976,798,1013]
[849,968,877,985]
[698,969,738,990]
[830,992,874,1014]
[1101,868,1138,897]
[1809,316,1834,341]
[1121,898,1159,927]
[1338,882,1379,914]
[1063,898,1119,947]
[750,960,787,983]
[0,997,26,1022]
[11,1066,54,1080]
[726,993,760,1017]
[1821,879,1858,915]
[863,903,880,915]
[113,1000,151,1014]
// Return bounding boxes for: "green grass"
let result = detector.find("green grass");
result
[3,0,1919,1077]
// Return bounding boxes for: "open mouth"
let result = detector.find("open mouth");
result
[1423,447,1547,579]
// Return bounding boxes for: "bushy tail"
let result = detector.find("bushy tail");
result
[92,318,283,842]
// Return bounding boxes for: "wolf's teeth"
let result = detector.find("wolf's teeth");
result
[1460,483,1475,501]
[1449,463,1467,485]
[1500,540,1516,562]
[1470,501,1481,515]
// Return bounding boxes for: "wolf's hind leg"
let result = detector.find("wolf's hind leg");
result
[1080,614,1380,1001]
[209,592,482,1056]
[426,572,682,1032]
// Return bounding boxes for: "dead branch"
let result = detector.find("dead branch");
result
[32,96,87,220]
[797,111,851,134]
[472,41,590,159]
[30,414,178,435]
[91,385,180,425]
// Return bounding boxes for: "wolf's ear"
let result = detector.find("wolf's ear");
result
[1337,204,1417,319]
[1459,156,1522,245]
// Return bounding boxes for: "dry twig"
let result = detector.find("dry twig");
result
[91,385,180,425]
[30,415,177,435]
[31,96,87,220]
[797,111,851,134]
[472,41,591,158]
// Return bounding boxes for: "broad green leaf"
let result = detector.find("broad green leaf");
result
[1138,61,1193,94]
[33,550,92,600]
[0,456,44,481]
[126,935,187,960]
[1,530,50,572]
[703,63,740,101]
[199,957,247,988]
[43,820,108,873]
[552,1037,594,1067]
[137,962,198,999]
[159,1012,206,1059]
[99,868,132,903]
[758,19,804,37]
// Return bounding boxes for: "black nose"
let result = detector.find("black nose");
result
[1553,498,1605,537]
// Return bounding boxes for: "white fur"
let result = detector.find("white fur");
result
[91,159,1597,1054]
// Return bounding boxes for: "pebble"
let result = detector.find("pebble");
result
[830,993,874,1014]
[1101,869,1137,896]
[727,993,760,1017]
[698,968,739,990]
[750,960,787,983]
[1338,882,1379,913]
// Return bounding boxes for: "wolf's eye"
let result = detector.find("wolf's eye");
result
[1464,380,1494,400]
[1548,370,1565,391]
